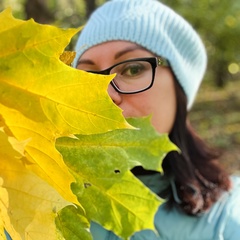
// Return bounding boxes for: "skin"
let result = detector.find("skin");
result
[76,41,177,134]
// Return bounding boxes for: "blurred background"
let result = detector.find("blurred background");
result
[0,0,239,173]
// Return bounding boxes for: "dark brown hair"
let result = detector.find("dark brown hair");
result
[161,78,231,215]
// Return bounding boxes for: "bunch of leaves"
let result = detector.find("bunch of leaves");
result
[0,8,177,240]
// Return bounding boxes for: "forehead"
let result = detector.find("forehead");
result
[79,41,149,60]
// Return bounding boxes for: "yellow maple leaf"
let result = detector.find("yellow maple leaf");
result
[0,8,130,197]
[0,8,131,239]
[0,128,70,240]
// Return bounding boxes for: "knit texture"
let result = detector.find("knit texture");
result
[74,0,207,108]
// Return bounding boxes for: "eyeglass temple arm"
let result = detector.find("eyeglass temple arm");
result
[157,57,169,67]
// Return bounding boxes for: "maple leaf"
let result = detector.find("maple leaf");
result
[56,117,178,238]
[55,205,91,240]
[0,8,130,205]
[0,128,70,240]
[60,51,76,66]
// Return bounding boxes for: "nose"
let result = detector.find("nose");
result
[107,83,122,105]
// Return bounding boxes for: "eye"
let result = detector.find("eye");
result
[121,63,145,77]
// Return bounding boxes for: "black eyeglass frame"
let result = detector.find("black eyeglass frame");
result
[88,57,169,94]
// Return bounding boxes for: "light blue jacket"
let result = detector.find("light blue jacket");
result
[91,175,240,240]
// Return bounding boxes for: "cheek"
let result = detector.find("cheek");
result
[120,93,155,118]
[151,103,176,133]
[145,72,177,133]
[121,92,176,134]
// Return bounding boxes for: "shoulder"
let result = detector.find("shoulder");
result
[90,221,159,240]
[224,175,240,221]
[228,175,240,201]
[154,175,240,240]
[222,175,240,239]
[90,221,114,240]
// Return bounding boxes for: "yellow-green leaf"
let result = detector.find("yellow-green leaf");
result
[56,118,177,238]
[56,206,92,240]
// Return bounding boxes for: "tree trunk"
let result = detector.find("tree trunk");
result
[24,0,54,24]
[84,0,96,19]
[214,61,228,88]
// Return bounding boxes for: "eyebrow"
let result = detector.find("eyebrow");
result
[114,45,146,59]
[77,59,94,66]
[77,45,146,67]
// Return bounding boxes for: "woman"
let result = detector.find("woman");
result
[74,0,240,239]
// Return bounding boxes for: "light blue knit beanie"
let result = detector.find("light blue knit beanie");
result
[74,0,207,109]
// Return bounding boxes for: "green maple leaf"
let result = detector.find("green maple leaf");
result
[56,117,178,239]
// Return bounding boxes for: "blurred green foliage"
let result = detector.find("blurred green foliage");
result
[0,0,239,86]
[162,0,240,87]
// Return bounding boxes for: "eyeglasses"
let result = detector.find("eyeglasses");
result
[87,57,169,94]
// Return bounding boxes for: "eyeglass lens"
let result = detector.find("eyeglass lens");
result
[110,60,153,93]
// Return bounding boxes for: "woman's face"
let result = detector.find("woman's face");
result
[76,41,177,134]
